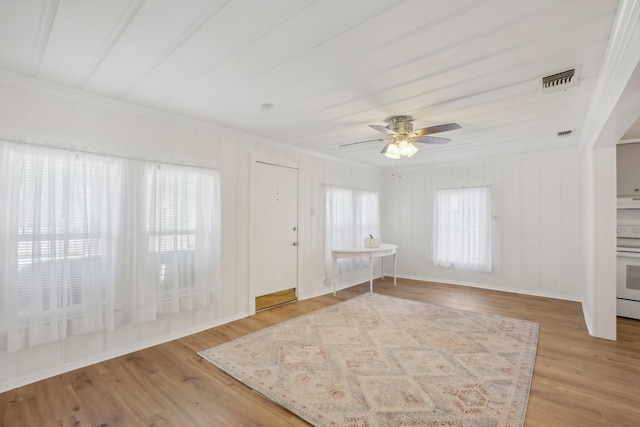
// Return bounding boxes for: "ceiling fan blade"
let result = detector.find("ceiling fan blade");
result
[412,123,461,137]
[412,135,450,144]
[369,124,397,136]
[339,138,390,147]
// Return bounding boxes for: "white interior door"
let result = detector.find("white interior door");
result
[251,161,299,300]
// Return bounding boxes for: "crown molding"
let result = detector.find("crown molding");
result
[0,68,381,172]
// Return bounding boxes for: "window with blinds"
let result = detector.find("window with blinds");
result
[146,164,198,294]
[16,154,111,321]
[1,140,221,351]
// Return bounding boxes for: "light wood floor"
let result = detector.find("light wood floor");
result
[2,278,640,426]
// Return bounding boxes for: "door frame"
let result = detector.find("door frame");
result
[248,159,300,314]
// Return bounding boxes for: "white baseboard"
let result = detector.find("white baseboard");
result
[397,274,583,302]
[0,311,249,394]
[582,302,594,336]
[5,276,589,393]
[298,275,384,301]
[302,274,584,305]
[298,287,335,300]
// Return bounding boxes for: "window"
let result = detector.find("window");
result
[433,187,492,272]
[325,187,380,282]
[147,164,198,297]
[145,164,220,312]
[0,141,220,352]
[1,146,121,351]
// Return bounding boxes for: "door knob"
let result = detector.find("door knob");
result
[292,242,298,246]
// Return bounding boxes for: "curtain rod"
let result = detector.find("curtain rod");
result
[0,136,217,171]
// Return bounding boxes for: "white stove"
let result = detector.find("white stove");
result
[617,246,640,257]
[617,222,640,319]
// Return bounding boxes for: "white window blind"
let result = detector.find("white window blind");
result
[433,187,492,272]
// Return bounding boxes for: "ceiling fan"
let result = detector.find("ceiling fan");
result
[340,115,461,159]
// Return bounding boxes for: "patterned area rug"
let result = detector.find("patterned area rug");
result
[198,293,539,427]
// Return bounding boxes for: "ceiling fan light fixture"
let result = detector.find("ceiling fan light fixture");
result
[342,115,461,160]
[405,142,419,157]
[384,143,401,159]
[398,139,411,156]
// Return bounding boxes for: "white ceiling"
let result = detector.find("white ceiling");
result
[0,0,624,167]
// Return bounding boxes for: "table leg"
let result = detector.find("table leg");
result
[393,253,397,286]
[333,257,337,296]
[369,256,374,293]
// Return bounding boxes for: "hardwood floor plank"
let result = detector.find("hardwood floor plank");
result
[1,278,639,426]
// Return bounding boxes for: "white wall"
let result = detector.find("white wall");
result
[591,147,618,340]
[0,63,620,390]
[0,72,383,392]
[382,150,585,301]
[580,0,640,339]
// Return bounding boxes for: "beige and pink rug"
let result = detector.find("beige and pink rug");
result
[199,293,538,427]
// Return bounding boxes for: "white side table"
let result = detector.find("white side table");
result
[331,243,397,295]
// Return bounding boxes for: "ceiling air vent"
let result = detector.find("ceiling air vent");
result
[539,68,578,92]
[557,129,575,138]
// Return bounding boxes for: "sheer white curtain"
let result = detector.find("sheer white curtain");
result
[114,162,221,324]
[145,164,220,315]
[433,187,492,272]
[0,140,220,352]
[325,186,380,284]
[0,143,121,351]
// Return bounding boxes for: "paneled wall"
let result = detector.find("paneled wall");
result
[0,72,382,392]
[382,151,585,300]
[0,70,588,391]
